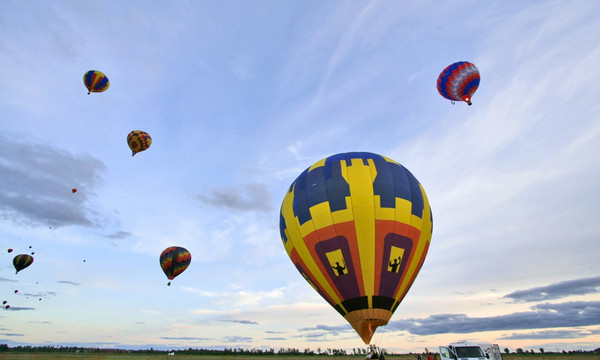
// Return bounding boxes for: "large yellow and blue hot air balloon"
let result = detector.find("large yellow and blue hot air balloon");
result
[83,70,110,95]
[279,152,433,344]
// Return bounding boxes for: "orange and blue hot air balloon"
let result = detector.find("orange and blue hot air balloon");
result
[13,254,34,274]
[160,246,191,286]
[279,152,433,344]
[437,61,480,105]
[83,70,110,95]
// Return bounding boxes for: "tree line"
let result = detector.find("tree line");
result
[1,344,598,356]
[0,345,352,356]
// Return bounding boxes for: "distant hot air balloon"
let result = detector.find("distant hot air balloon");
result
[7,249,12,253]
[83,70,110,95]
[14,290,18,294]
[279,152,433,344]
[159,247,191,286]
[436,61,480,105]
[72,188,77,193]
[13,254,34,274]
[2,300,6,305]
[4,305,9,309]
[127,130,152,156]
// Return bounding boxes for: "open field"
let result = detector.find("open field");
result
[1,354,599,360]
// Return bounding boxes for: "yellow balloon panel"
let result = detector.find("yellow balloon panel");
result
[279,152,433,344]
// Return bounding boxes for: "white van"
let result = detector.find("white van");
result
[477,343,503,360]
[438,341,501,360]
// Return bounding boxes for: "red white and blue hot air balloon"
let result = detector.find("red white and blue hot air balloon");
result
[437,61,480,106]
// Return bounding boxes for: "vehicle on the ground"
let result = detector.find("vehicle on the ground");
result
[477,343,503,360]
[439,341,503,360]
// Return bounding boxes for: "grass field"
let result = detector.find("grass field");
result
[1,354,599,360]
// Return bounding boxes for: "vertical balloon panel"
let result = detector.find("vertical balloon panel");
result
[280,152,433,344]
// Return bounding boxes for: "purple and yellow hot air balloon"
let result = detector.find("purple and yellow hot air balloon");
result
[159,246,191,286]
[437,61,480,105]
[279,152,433,345]
[83,70,110,95]
[13,254,34,274]
[127,130,152,157]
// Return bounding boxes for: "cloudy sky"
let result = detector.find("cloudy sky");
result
[1,0,599,354]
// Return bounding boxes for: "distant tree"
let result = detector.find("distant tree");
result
[503,348,509,354]
[516,348,524,354]
[539,348,544,353]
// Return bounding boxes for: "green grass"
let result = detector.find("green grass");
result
[1,354,598,360]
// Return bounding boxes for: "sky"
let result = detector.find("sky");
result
[1,0,599,354]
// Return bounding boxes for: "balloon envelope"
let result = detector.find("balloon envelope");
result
[72,188,77,193]
[436,61,480,105]
[127,130,152,156]
[13,254,34,274]
[159,247,191,281]
[279,152,433,344]
[83,70,110,94]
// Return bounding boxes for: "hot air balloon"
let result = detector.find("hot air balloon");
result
[13,254,34,274]
[279,152,433,344]
[436,61,480,105]
[83,70,110,95]
[7,249,12,253]
[159,247,191,286]
[127,130,152,156]
[72,188,77,193]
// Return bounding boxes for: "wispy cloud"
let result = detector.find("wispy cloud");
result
[221,319,258,325]
[223,336,252,343]
[388,301,600,335]
[504,276,600,302]
[197,183,273,212]
[58,280,81,286]
[298,324,353,337]
[500,328,600,340]
[161,337,211,341]
[104,231,131,239]
[5,307,35,311]
[0,134,106,228]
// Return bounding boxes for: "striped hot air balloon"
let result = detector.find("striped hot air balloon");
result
[13,254,34,274]
[436,61,480,105]
[83,70,110,95]
[159,247,191,286]
[279,152,433,344]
